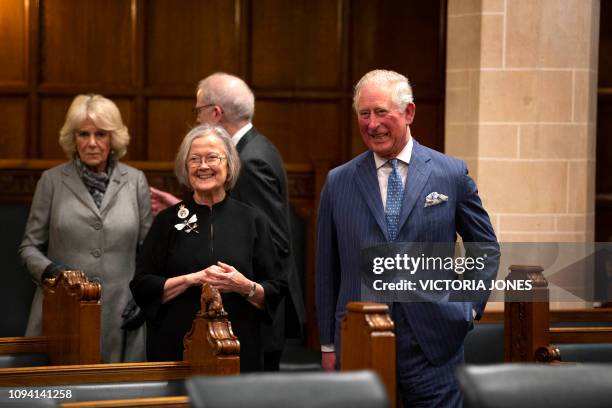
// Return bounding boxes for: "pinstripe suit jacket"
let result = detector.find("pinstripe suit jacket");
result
[315,140,498,364]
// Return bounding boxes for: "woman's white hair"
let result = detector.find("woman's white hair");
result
[59,94,129,159]
[174,124,241,191]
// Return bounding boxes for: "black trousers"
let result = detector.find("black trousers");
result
[263,350,282,371]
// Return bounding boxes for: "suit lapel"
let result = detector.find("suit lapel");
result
[398,140,431,230]
[61,162,101,218]
[100,163,127,215]
[354,152,389,240]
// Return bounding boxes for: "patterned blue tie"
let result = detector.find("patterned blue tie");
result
[385,159,404,241]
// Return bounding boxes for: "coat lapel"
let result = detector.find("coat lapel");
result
[398,140,431,231]
[354,152,389,240]
[100,163,127,215]
[61,162,101,218]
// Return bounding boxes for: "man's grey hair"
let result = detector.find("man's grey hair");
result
[197,72,255,123]
[174,124,241,191]
[353,69,414,112]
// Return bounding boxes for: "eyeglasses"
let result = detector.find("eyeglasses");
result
[187,154,227,168]
[191,104,215,118]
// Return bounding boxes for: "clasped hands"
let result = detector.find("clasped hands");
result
[187,261,252,297]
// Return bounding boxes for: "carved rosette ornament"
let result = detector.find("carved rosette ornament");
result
[43,270,101,301]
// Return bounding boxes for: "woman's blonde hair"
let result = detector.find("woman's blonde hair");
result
[58,94,130,159]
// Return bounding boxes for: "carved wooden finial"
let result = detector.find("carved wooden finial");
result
[504,264,550,363]
[198,282,227,319]
[43,270,101,301]
[42,270,101,364]
[183,283,240,375]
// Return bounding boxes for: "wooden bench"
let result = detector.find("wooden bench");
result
[0,271,101,367]
[0,282,239,407]
[0,300,390,407]
[482,264,612,363]
[340,302,396,408]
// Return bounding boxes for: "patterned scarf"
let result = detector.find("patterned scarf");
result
[74,154,116,208]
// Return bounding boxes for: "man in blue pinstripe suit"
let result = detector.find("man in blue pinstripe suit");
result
[316,70,499,407]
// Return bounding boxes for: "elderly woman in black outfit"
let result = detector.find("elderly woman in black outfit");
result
[130,125,286,372]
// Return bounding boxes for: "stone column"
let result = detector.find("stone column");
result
[445,0,600,242]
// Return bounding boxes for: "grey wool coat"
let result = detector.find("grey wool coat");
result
[19,160,152,363]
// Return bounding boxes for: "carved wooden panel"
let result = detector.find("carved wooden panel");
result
[145,0,238,87]
[147,98,194,161]
[40,0,133,85]
[250,0,342,89]
[255,100,342,163]
[0,0,27,84]
[0,98,27,158]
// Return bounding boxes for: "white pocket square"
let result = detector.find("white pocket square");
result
[424,192,448,208]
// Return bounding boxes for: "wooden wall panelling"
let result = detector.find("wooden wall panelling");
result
[235,0,249,80]
[596,0,612,242]
[409,100,442,150]
[254,100,342,163]
[0,0,449,351]
[145,0,239,88]
[131,0,146,160]
[40,0,133,87]
[349,0,446,154]
[0,98,28,158]
[146,98,195,161]
[599,1,612,89]
[0,0,28,85]
[40,96,72,159]
[27,0,40,158]
[250,0,342,89]
[249,0,348,165]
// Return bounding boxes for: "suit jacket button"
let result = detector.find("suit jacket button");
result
[91,249,102,258]
[93,222,102,230]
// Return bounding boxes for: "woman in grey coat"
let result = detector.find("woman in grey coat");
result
[19,94,152,363]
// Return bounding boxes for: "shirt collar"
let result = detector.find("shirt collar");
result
[231,123,253,146]
[373,136,413,170]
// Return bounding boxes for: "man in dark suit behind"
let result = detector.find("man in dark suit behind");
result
[151,73,305,370]
[316,69,499,407]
